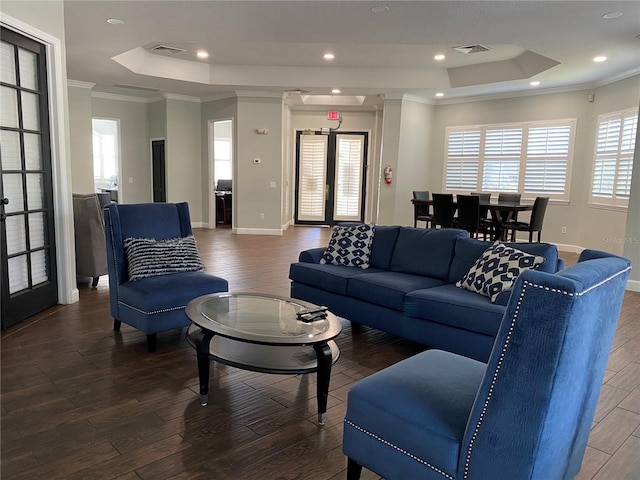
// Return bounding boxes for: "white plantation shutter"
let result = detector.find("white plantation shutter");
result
[334,135,364,221]
[591,109,638,207]
[444,121,575,200]
[297,134,328,221]
[445,130,480,190]
[525,124,572,196]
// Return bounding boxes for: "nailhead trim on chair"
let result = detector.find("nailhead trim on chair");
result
[462,267,631,479]
[343,419,455,480]
[118,302,186,315]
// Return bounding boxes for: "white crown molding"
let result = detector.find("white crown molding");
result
[590,68,640,89]
[402,94,436,106]
[164,93,201,103]
[235,90,284,99]
[201,92,237,103]
[91,91,150,103]
[67,79,95,89]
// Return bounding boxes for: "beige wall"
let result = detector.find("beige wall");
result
[377,99,403,225]
[91,97,151,203]
[68,85,94,193]
[165,99,202,220]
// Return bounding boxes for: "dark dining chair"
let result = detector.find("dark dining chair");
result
[497,192,522,225]
[431,193,455,228]
[455,194,481,238]
[503,196,550,242]
[471,192,495,239]
[412,191,433,228]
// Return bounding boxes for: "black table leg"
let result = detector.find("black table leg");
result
[313,342,333,425]
[195,330,214,406]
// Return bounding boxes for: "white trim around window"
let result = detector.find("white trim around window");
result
[589,107,638,210]
[444,119,577,202]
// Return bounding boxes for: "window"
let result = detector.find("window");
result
[92,118,119,192]
[213,119,232,185]
[590,108,638,208]
[444,119,576,200]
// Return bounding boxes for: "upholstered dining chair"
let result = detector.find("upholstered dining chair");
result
[343,249,631,480]
[412,191,433,228]
[503,196,550,242]
[454,194,481,237]
[431,193,456,228]
[104,202,228,352]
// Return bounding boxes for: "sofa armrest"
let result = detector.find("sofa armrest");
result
[556,258,565,271]
[299,247,325,264]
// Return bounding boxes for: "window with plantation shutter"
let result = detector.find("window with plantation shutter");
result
[590,108,638,208]
[444,120,575,201]
[297,134,328,221]
[334,135,364,221]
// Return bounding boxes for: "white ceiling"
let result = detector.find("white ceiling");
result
[63,1,640,105]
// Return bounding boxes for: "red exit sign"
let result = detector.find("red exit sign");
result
[327,110,340,120]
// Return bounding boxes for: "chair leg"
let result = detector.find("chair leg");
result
[347,458,363,480]
[91,276,99,287]
[147,333,157,352]
[113,319,121,331]
[529,231,534,242]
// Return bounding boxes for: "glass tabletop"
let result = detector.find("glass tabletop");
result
[186,292,342,345]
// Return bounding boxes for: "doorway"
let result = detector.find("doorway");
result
[209,119,233,227]
[151,139,166,202]
[1,27,58,329]
[92,118,119,201]
[294,131,368,225]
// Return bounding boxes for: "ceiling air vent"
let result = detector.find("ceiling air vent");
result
[453,44,491,54]
[150,44,186,54]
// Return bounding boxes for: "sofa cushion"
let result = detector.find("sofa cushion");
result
[449,237,558,284]
[289,262,384,295]
[347,271,446,311]
[405,284,506,336]
[456,241,545,302]
[390,228,468,281]
[369,225,401,270]
[124,235,204,281]
[320,224,375,269]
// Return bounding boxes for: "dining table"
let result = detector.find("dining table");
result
[411,196,534,240]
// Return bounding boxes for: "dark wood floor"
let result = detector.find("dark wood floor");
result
[2,226,639,480]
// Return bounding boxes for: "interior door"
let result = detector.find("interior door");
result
[152,139,166,202]
[295,131,367,225]
[1,27,58,329]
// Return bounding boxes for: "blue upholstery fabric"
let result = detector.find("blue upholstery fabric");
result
[343,249,631,480]
[390,228,467,281]
[104,202,228,349]
[344,350,485,480]
[347,272,445,311]
[369,225,401,270]
[288,262,383,295]
[405,284,505,336]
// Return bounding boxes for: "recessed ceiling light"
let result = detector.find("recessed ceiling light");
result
[332,89,341,94]
[435,92,444,97]
[602,12,623,19]
[530,81,541,86]
[196,50,209,59]
[323,53,335,61]
[434,54,445,61]
[107,18,124,25]
[593,55,608,62]
[370,6,390,13]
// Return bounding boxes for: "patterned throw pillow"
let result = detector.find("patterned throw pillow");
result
[320,224,375,269]
[124,235,204,281]
[456,241,544,302]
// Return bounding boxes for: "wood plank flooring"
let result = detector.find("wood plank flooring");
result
[2,225,639,479]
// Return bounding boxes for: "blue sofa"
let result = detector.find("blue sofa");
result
[289,226,564,362]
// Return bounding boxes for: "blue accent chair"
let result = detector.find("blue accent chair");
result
[343,249,631,480]
[104,202,228,352]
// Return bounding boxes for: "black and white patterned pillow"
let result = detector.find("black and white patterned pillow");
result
[456,241,544,302]
[320,224,375,269]
[124,236,204,281]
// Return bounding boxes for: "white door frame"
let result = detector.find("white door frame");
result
[207,118,234,229]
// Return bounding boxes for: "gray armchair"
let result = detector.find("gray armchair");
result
[72,193,108,287]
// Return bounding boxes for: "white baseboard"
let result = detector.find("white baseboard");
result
[234,227,284,236]
[552,243,584,254]
[191,222,204,229]
[626,279,640,293]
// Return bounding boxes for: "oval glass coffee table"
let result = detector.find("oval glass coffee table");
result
[186,292,342,425]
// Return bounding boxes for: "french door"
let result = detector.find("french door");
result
[295,131,368,225]
[1,27,58,329]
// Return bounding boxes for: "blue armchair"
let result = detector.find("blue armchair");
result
[104,202,228,352]
[343,249,631,480]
